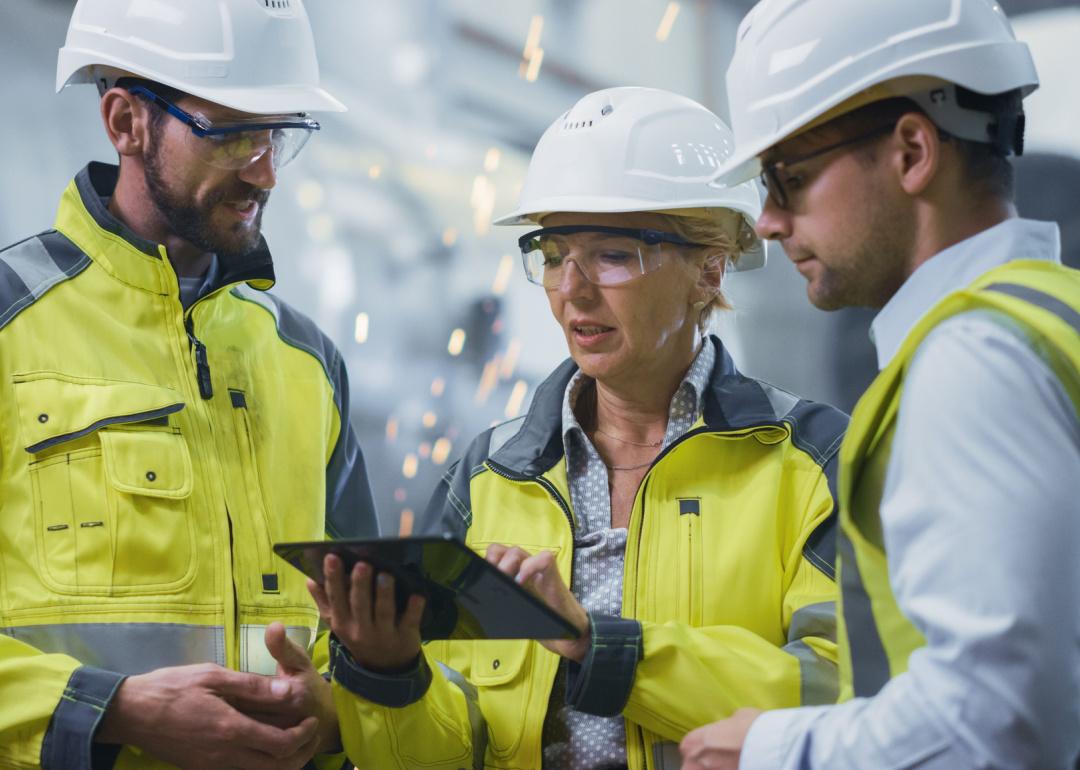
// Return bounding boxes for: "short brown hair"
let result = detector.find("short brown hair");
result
[819,97,1015,202]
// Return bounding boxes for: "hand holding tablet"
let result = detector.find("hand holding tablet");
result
[273,535,582,649]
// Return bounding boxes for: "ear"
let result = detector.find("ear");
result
[100,87,151,158]
[692,252,725,304]
[891,112,941,197]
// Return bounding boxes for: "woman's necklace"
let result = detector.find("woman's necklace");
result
[594,426,663,448]
[578,382,664,471]
[593,429,664,471]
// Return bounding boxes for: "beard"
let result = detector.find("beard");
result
[144,140,271,259]
[799,180,914,312]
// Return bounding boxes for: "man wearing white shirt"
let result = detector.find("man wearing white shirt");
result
[680,1,1080,769]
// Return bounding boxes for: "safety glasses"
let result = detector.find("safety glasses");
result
[760,122,897,209]
[518,225,703,288]
[128,85,320,171]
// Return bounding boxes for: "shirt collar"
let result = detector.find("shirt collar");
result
[870,218,1062,370]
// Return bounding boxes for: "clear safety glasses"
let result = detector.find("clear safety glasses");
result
[760,122,897,209]
[128,85,320,171]
[518,225,703,289]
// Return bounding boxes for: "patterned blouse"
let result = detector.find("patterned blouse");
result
[541,339,716,770]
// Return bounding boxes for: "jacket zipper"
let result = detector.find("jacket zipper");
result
[184,315,214,399]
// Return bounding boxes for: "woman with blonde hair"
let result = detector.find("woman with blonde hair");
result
[314,87,846,770]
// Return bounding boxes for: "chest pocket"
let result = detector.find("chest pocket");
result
[15,374,197,597]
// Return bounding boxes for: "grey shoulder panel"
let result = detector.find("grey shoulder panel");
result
[783,395,847,582]
[0,230,91,332]
[779,391,848,469]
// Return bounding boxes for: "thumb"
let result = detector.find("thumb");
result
[265,621,313,676]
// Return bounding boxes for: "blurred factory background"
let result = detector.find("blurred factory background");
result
[2,0,1077,535]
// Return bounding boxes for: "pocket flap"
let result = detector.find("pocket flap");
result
[100,429,193,499]
[470,639,531,685]
[15,374,185,453]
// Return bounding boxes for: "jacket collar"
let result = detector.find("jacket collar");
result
[54,162,275,296]
[490,335,792,476]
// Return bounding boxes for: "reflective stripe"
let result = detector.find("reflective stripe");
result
[838,533,891,697]
[985,282,1080,336]
[759,380,800,420]
[784,600,840,703]
[0,233,91,332]
[789,600,837,642]
[3,623,225,675]
[651,740,683,769]
[240,624,314,674]
[3,237,65,301]
[784,639,839,705]
[437,662,487,770]
[488,416,526,457]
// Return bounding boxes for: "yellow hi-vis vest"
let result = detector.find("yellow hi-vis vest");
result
[836,259,1080,699]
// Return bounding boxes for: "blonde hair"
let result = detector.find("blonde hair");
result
[656,208,750,325]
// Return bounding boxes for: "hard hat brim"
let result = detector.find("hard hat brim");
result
[57,55,347,114]
[493,194,760,226]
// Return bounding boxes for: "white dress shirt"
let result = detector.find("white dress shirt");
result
[740,218,1080,770]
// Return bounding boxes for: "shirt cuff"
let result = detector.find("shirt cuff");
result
[40,665,127,770]
[739,705,831,770]
[328,635,431,707]
[564,613,642,717]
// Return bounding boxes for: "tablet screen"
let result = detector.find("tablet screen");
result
[273,534,579,641]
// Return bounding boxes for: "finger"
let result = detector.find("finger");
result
[372,572,397,630]
[348,561,375,632]
[306,578,331,618]
[264,622,312,676]
[208,667,290,706]
[515,551,557,586]
[272,728,322,770]
[322,554,352,628]
[239,713,319,757]
[495,547,530,578]
[679,728,703,760]
[400,594,426,636]
[485,543,508,564]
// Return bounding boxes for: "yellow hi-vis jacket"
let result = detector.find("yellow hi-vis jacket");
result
[837,260,1080,699]
[0,163,379,770]
[329,338,845,770]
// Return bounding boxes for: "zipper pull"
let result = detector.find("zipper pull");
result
[185,317,214,400]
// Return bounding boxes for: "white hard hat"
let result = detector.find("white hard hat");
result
[496,87,765,271]
[713,0,1039,186]
[57,0,345,115]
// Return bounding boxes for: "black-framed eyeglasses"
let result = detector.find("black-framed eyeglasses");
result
[760,122,897,209]
[128,84,321,171]
[517,225,704,288]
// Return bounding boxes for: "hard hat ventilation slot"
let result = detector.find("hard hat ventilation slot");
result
[259,0,293,12]
[562,120,595,130]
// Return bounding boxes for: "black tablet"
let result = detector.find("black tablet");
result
[272,534,580,641]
